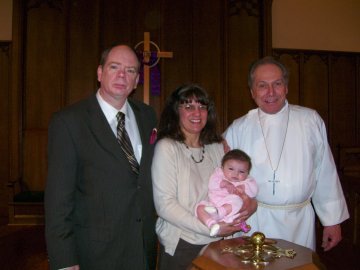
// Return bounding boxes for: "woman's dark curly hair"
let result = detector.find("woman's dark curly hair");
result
[157,83,223,144]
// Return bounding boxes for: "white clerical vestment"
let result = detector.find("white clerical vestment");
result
[224,102,349,250]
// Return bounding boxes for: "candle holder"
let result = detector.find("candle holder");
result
[221,232,296,266]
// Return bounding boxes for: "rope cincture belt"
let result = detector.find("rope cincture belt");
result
[258,199,311,210]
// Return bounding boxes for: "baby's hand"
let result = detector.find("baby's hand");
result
[220,179,229,188]
[220,180,236,194]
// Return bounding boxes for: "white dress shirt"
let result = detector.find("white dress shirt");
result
[96,91,142,162]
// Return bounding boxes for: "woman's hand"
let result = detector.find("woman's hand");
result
[215,221,244,237]
[235,193,257,221]
[221,139,231,153]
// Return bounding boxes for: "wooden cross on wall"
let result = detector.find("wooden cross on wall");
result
[135,32,173,104]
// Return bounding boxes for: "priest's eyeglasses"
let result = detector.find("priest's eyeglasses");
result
[179,104,208,112]
[255,79,285,91]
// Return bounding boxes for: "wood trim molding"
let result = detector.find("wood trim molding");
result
[9,0,25,181]
[260,0,273,57]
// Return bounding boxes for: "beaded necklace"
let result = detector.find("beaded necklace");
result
[184,143,205,163]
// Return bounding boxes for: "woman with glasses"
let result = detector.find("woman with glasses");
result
[151,84,257,270]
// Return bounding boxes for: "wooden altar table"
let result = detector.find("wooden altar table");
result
[191,237,321,270]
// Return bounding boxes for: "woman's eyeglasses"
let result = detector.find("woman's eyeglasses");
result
[179,104,208,112]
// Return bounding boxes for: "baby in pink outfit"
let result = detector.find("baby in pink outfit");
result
[196,149,258,236]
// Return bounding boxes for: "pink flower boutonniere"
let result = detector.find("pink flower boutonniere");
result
[150,128,157,144]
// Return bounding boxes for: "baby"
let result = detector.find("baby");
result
[196,149,258,236]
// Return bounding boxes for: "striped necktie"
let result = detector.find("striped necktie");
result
[116,112,140,175]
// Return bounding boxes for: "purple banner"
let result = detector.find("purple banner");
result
[136,51,161,96]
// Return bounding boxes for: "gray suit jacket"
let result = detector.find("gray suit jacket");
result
[45,94,157,270]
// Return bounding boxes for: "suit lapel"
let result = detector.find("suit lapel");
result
[86,95,127,163]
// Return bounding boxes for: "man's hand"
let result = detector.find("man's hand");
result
[322,224,342,251]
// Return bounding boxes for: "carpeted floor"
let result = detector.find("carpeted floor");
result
[0,225,48,270]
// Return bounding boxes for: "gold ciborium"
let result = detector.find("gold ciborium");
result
[222,232,296,266]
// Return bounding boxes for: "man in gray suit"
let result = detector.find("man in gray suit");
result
[45,44,158,270]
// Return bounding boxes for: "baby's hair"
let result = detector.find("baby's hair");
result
[221,149,252,172]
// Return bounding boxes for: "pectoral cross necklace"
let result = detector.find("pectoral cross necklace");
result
[258,107,290,195]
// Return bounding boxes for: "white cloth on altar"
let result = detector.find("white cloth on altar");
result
[223,102,349,250]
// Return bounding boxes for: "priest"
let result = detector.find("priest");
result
[223,56,349,251]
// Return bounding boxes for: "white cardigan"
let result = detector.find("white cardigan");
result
[152,138,224,255]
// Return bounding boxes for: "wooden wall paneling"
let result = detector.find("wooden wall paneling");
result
[327,54,334,148]
[23,130,48,191]
[357,55,360,145]
[303,54,329,125]
[25,4,66,128]
[132,0,163,111]
[226,0,262,126]
[150,2,170,118]
[0,43,10,217]
[275,52,300,105]
[0,44,10,180]
[23,3,67,190]
[192,0,225,130]
[330,55,357,148]
[67,0,100,105]
[161,0,194,116]
[260,0,273,56]
[100,0,136,49]
[9,0,24,185]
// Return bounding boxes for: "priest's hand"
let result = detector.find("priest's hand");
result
[322,224,342,251]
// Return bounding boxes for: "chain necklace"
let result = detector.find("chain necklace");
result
[184,143,205,163]
[258,106,290,195]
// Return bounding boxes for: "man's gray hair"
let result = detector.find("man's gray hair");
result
[248,56,289,89]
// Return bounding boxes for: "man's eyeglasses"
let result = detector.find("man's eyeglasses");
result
[179,104,208,112]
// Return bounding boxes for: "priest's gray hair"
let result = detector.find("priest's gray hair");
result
[248,56,289,89]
